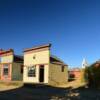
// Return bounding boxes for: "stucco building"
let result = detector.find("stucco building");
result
[0,49,23,81]
[23,44,68,86]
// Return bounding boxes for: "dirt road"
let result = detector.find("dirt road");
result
[0,84,100,100]
[0,80,99,100]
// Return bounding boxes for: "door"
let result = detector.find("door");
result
[39,65,44,82]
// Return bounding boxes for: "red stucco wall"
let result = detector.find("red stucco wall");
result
[1,63,12,81]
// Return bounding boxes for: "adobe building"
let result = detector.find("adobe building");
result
[23,44,68,86]
[68,68,81,81]
[0,49,23,81]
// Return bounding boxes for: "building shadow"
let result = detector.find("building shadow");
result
[0,84,100,100]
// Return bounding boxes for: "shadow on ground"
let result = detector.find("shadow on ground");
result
[0,84,100,100]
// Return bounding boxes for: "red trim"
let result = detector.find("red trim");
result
[24,44,51,52]
[0,49,14,56]
[24,48,50,54]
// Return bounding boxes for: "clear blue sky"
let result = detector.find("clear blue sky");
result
[0,0,100,67]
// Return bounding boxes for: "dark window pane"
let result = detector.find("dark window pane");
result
[62,66,65,72]
[28,66,36,77]
[3,64,9,75]
[21,65,23,74]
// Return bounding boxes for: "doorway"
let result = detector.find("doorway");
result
[39,65,44,82]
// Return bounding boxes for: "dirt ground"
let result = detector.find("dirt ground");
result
[0,82,100,100]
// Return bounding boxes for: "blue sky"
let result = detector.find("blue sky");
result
[0,0,100,67]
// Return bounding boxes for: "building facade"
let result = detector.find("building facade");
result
[68,68,81,81]
[23,44,68,86]
[0,49,23,81]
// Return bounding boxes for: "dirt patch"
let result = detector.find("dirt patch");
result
[0,81,23,91]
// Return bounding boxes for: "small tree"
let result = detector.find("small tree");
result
[85,63,100,88]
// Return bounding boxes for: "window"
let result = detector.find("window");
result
[61,66,65,72]
[28,66,36,77]
[3,64,9,75]
[21,65,23,74]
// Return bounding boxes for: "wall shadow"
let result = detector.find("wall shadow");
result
[0,84,100,100]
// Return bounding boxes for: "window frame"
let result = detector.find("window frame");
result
[27,66,36,77]
[3,64,9,76]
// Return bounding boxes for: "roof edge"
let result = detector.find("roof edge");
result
[24,43,51,52]
[0,49,14,55]
[50,55,68,66]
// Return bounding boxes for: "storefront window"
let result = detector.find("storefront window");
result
[28,66,36,77]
